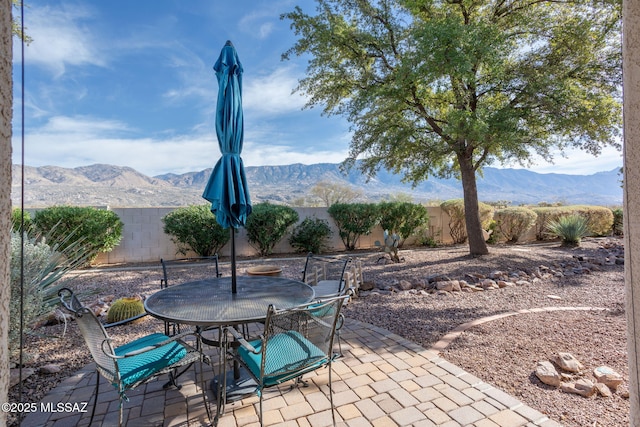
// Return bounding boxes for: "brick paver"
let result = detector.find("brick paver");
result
[20,319,563,427]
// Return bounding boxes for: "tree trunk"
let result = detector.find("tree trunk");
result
[458,154,489,256]
[0,0,12,423]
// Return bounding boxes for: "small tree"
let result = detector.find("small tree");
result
[289,217,333,253]
[328,203,380,250]
[33,206,123,263]
[245,202,299,256]
[162,205,229,257]
[378,201,429,247]
[309,181,363,207]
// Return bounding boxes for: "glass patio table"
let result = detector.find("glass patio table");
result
[144,275,315,401]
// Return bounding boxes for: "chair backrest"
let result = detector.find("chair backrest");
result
[302,253,351,294]
[59,288,119,384]
[160,255,221,289]
[259,294,349,382]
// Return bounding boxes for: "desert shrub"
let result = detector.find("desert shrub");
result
[328,203,380,250]
[494,207,537,243]
[440,199,494,244]
[162,205,229,257]
[245,202,299,256]
[9,231,92,360]
[11,207,32,234]
[378,201,429,247]
[33,206,123,263]
[569,205,614,237]
[532,205,614,239]
[288,216,333,253]
[612,208,623,236]
[546,214,589,246]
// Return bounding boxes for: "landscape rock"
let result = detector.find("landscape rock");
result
[436,281,454,292]
[10,368,35,388]
[39,364,62,374]
[594,382,613,397]
[535,361,561,387]
[593,366,624,390]
[561,379,596,397]
[398,280,413,291]
[554,352,584,373]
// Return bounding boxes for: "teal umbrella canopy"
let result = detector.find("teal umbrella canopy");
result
[203,40,252,229]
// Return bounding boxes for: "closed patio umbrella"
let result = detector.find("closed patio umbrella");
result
[203,40,252,293]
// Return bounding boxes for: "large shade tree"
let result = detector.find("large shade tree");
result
[282,0,622,255]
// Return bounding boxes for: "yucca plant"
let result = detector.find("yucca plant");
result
[546,214,589,246]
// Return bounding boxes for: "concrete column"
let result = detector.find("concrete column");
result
[624,0,640,424]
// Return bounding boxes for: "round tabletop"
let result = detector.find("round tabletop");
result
[144,276,315,327]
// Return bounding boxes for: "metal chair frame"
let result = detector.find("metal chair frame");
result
[59,288,212,427]
[301,253,352,298]
[215,293,350,426]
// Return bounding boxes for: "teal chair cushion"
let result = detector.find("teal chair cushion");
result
[239,331,327,387]
[115,333,187,389]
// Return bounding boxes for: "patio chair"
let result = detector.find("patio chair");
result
[58,287,212,427]
[215,293,350,426]
[302,253,352,298]
[160,255,222,335]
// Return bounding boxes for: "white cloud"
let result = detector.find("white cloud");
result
[21,4,107,77]
[243,66,308,115]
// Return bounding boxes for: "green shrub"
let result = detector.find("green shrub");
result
[569,205,614,236]
[288,217,333,253]
[327,203,380,250]
[33,206,123,263]
[440,199,494,244]
[546,214,589,246]
[245,202,299,256]
[11,208,32,234]
[612,208,623,236]
[9,231,92,360]
[532,205,614,239]
[162,205,229,257]
[494,207,537,243]
[378,201,429,247]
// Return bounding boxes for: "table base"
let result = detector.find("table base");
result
[211,367,258,403]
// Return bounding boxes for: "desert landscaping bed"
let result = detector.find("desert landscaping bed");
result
[9,237,628,427]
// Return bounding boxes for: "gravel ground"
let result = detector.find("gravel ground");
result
[9,237,628,427]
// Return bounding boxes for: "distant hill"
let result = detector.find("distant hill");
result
[11,163,622,207]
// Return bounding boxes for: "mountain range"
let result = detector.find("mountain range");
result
[11,163,623,207]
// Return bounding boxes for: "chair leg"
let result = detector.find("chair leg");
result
[88,369,100,426]
[329,363,336,427]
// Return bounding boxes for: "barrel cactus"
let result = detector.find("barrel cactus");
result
[106,296,145,324]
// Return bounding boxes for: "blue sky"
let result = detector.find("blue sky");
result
[12,0,622,177]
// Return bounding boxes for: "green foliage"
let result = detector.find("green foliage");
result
[33,206,123,263]
[283,0,621,255]
[162,205,229,257]
[245,202,299,256]
[327,203,380,250]
[11,207,32,233]
[532,205,614,240]
[612,208,623,236]
[288,217,333,253]
[378,201,429,247]
[9,231,93,360]
[440,199,493,244]
[546,214,589,246]
[494,207,537,243]
[107,297,145,324]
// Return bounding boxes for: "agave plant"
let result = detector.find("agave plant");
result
[9,229,96,360]
[546,214,589,246]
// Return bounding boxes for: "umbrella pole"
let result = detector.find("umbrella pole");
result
[231,227,237,293]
